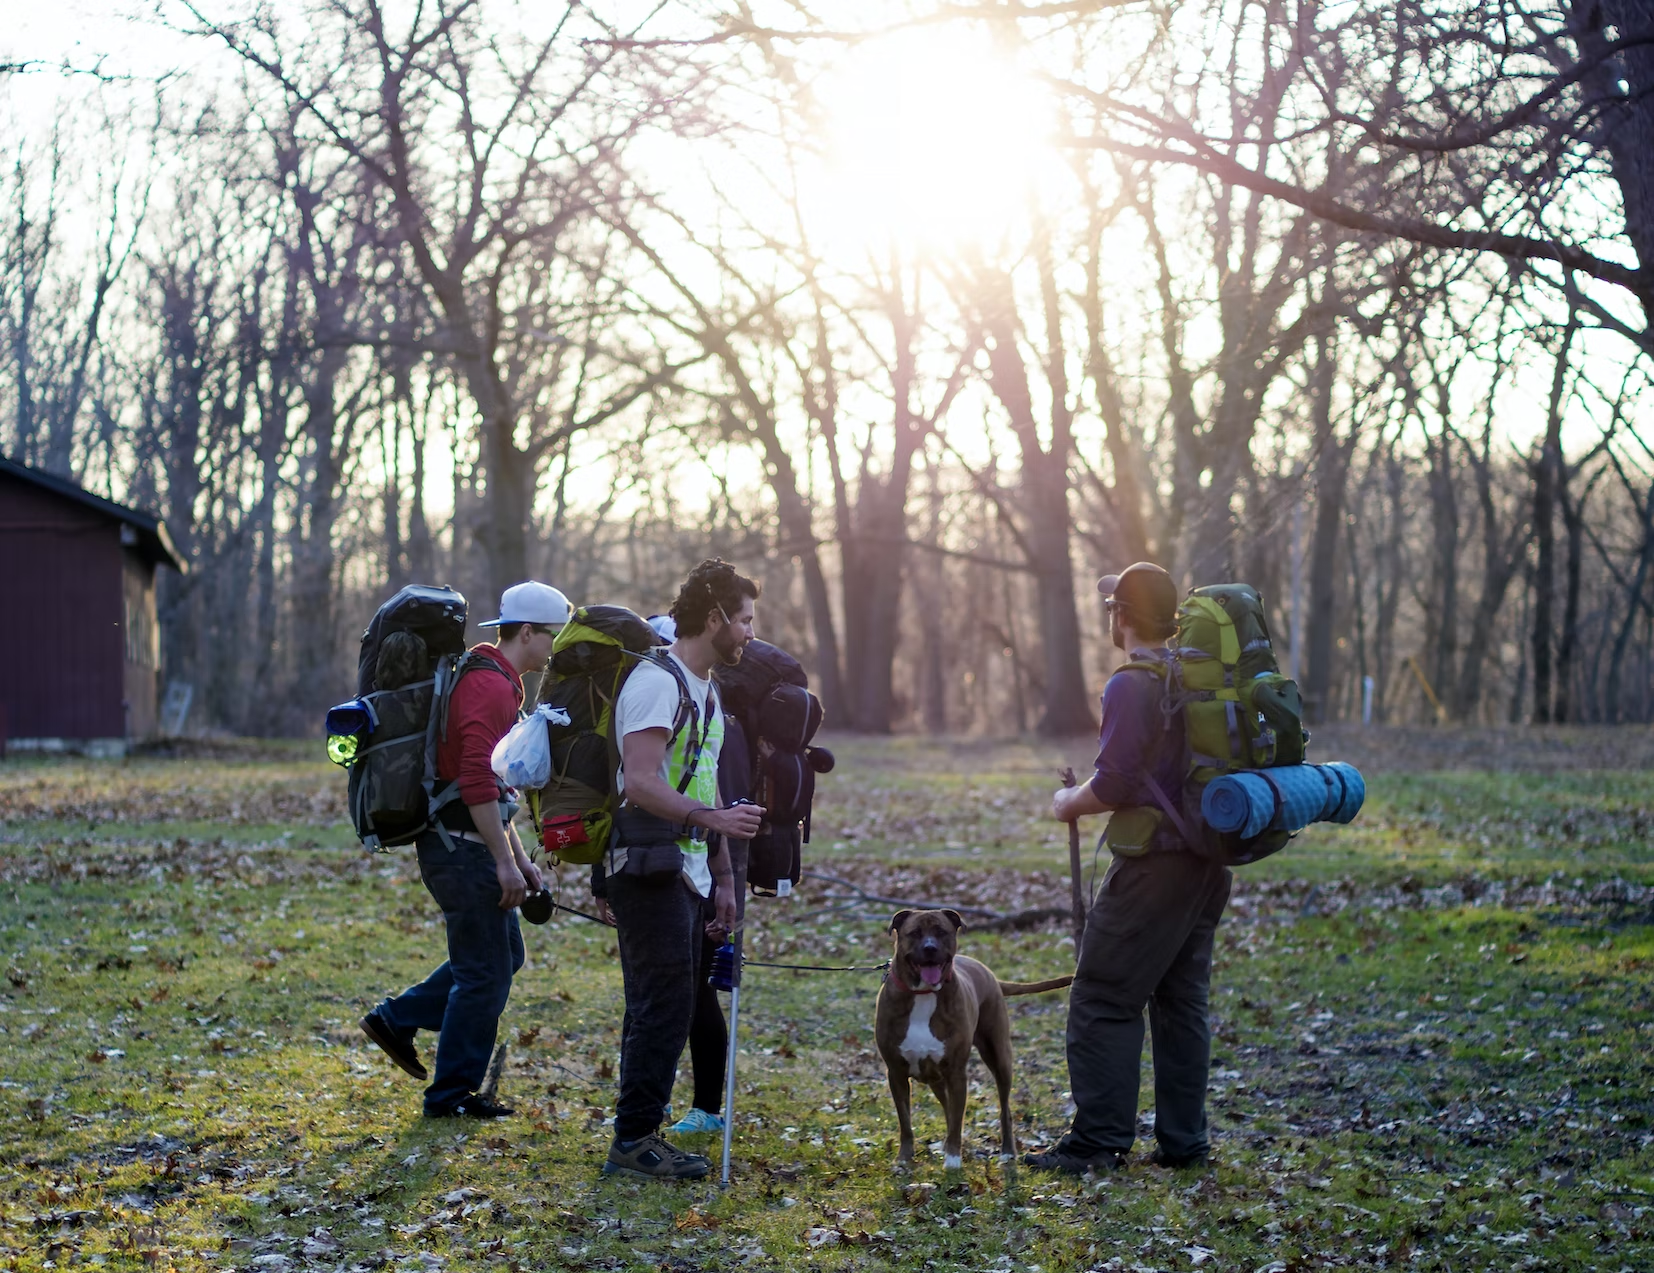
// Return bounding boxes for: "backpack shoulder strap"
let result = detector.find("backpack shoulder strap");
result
[427,651,520,850]
[1107,653,1203,848]
[616,650,710,796]
[439,650,516,739]
[642,650,699,747]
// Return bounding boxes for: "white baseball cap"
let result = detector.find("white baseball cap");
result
[647,614,677,641]
[477,581,572,628]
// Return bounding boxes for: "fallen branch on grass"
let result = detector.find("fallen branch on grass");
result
[799,870,1066,932]
[801,869,1000,917]
[968,906,1074,932]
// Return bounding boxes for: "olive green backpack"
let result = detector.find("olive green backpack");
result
[532,605,698,866]
[1109,583,1308,865]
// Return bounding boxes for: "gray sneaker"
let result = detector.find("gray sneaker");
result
[602,1133,710,1180]
[1022,1145,1126,1175]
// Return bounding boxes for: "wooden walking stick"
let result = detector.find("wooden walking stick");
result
[1059,766,1085,950]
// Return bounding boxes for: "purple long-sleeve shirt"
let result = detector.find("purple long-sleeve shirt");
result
[1089,651,1186,836]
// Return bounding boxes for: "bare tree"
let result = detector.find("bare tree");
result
[190,0,698,603]
[0,98,150,477]
[1051,1,1654,354]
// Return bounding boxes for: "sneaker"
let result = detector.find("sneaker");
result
[361,1011,427,1080]
[602,1133,710,1180]
[1149,1147,1209,1169]
[428,1094,516,1119]
[668,1108,725,1134]
[1021,1145,1126,1175]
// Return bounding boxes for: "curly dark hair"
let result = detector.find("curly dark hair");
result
[669,558,761,638]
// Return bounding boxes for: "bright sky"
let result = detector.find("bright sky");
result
[5,2,212,97]
[4,0,1642,488]
[804,23,1060,256]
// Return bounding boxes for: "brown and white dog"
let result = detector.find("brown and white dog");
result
[874,908,1073,1169]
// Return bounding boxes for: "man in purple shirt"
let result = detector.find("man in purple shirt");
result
[1025,562,1232,1175]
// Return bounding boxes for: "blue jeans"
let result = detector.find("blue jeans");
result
[376,832,525,1113]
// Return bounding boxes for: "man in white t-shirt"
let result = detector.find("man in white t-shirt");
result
[598,559,765,1180]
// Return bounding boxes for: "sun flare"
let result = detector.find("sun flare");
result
[807,27,1057,253]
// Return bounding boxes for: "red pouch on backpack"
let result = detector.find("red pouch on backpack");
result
[541,813,589,853]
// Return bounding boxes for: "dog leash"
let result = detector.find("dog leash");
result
[540,902,887,974]
[743,958,891,974]
[534,879,891,975]
[547,899,609,925]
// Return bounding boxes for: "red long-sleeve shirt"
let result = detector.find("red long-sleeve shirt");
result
[436,644,524,809]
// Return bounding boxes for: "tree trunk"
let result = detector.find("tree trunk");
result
[1553,464,1589,722]
[836,281,925,733]
[1530,318,1573,722]
[1582,1,1654,327]
[1425,429,1461,717]
[1304,330,1349,723]
[1372,438,1407,722]
[757,413,845,726]
[1083,192,1149,563]
[1605,474,1654,721]
[1023,450,1096,735]
[407,392,434,582]
[290,342,351,716]
[840,471,910,733]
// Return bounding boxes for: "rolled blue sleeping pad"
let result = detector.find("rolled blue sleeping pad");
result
[1200,762,1366,838]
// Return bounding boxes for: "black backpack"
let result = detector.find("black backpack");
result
[715,639,832,895]
[327,585,510,851]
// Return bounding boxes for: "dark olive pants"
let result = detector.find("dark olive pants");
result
[1058,850,1232,1161]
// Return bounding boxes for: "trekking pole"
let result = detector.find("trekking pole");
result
[717,930,742,1187]
[1059,767,1085,951]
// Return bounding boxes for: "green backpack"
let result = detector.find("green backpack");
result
[1110,583,1308,865]
[532,605,696,866]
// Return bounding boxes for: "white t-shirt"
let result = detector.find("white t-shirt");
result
[611,651,722,897]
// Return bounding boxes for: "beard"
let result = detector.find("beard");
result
[712,623,745,666]
[1110,616,1126,650]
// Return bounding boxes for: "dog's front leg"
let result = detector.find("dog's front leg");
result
[940,1066,969,1170]
[888,1067,916,1167]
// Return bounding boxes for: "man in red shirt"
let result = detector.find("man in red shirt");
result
[361,582,568,1118]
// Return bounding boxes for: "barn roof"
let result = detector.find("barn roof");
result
[0,455,188,574]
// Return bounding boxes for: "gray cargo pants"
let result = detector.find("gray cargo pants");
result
[1057,849,1232,1161]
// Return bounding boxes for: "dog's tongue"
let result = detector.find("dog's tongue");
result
[919,964,943,987]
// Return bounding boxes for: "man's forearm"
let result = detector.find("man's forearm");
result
[467,801,515,866]
[624,771,713,829]
[1060,782,1113,820]
[708,838,734,886]
[507,823,534,871]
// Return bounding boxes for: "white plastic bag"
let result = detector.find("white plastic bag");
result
[490,704,571,789]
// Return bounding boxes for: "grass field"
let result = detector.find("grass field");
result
[2,730,1651,1271]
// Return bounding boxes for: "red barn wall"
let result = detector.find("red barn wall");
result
[0,472,127,739]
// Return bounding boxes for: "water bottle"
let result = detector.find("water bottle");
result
[708,941,738,992]
[323,700,373,767]
[325,733,359,766]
